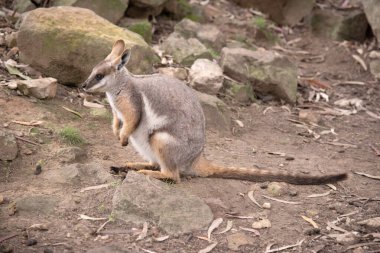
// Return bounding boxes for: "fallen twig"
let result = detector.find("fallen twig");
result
[307,190,331,198]
[332,81,366,86]
[262,195,302,205]
[96,219,111,234]
[239,226,260,236]
[78,214,108,221]
[15,136,41,146]
[370,144,380,156]
[80,183,110,193]
[11,120,44,126]
[62,106,83,118]
[354,172,380,180]
[327,222,348,233]
[346,242,380,250]
[247,191,262,208]
[265,239,305,253]
[225,214,255,219]
[319,141,357,148]
[216,220,233,234]
[301,216,319,228]
[0,233,18,243]
[136,222,148,241]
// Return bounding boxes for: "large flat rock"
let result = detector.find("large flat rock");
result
[18,6,158,85]
[112,171,213,235]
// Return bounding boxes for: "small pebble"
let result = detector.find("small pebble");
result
[26,239,37,246]
[285,156,295,161]
[289,190,298,197]
[304,228,320,236]
[34,164,42,175]
[43,249,54,253]
[262,202,271,209]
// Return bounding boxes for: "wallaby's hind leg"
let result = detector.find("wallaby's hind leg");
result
[139,132,181,183]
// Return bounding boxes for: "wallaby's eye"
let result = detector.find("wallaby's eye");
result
[95,74,104,81]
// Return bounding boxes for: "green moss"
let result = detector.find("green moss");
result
[128,21,152,44]
[59,126,84,146]
[252,17,267,29]
[208,48,220,59]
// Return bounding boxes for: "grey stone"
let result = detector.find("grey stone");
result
[130,0,166,8]
[311,9,368,41]
[52,0,129,24]
[189,59,223,95]
[126,0,166,18]
[335,232,360,245]
[357,217,380,231]
[221,47,297,103]
[12,0,36,13]
[164,0,201,20]
[174,19,225,50]
[112,171,213,235]
[362,0,380,41]
[161,32,212,66]
[231,0,315,26]
[196,91,231,132]
[158,67,188,81]
[17,78,57,99]
[57,147,87,164]
[227,232,252,251]
[0,130,18,161]
[43,162,113,186]
[16,195,59,215]
[18,7,158,86]
[226,80,256,104]
[118,18,152,44]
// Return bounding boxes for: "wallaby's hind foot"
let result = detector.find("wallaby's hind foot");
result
[137,169,180,183]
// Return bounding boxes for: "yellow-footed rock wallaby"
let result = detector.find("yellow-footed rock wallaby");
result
[82,40,347,184]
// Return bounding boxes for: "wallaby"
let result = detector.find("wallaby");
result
[82,39,347,184]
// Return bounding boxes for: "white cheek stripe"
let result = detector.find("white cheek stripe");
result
[106,92,123,121]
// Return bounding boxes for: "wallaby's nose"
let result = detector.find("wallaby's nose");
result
[81,81,87,89]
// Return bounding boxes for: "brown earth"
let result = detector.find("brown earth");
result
[1,1,380,253]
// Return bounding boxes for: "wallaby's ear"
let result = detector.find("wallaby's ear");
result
[105,40,125,61]
[112,49,131,70]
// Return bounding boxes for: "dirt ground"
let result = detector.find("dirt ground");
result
[1,1,380,253]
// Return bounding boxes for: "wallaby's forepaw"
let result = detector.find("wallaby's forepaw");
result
[113,127,120,139]
[119,135,129,146]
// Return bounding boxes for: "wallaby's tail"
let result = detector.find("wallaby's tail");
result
[193,157,347,185]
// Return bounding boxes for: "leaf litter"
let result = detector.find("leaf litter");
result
[207,218,223,240]
[216,220,233,234]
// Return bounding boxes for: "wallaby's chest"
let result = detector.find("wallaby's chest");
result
[106,93,123,122]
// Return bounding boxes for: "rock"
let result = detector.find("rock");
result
[189,59,223,95]
[161,32,212,66]
[158,67,188,81]
[18,7,157,85]
[52,0,129,24]
[311,9,368,41]
[231,0,315,26]
[126,0,167,18]
[196,91,231,132]
[298,110,321,125]
[17,78,57,99]
[174,19,225,50]
[4,32,18,48]
[334,232,359,245]
[112,171,213,235]
[220,47,297,103]
[12,0,36,13]
[252,218,271,229]
[43,162,113,186]
[57,147,87,164]
[16,195,59,215]
[357,217,380,231]
[369,51,380,79]
[227,81,256,104]
[362,0,380,41]
[118,18,152,44]
[164,0,202,21]
[227,232,252,251]
[262,202,271,209]
[87,245,130,253]
[0,130,18,161]
[267,182,286,197]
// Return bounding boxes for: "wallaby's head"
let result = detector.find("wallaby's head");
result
[82,39,131,93]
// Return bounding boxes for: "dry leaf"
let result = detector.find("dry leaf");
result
[62,106,83,118]
[365,110,380,120]
[29,224,48,231]
[265,239,305,253]
[327,222,348,233]
[225,214,255,219]
[239,226,260,236]
[252,219,271,229]
[235,120,244,127]
[153,235,169,242]
[352,54,367,71]
[11,120,44,126]
[354,172,380,180]
[307,190,331,198]
[207,218,223,240]
[83,99,105,108]
[136,222,148,241]
[301,215,319,228]
[326,184,337,191]
[78,214,108,221]
[247,191,262,208]
[216,220,233,234]
[198,242,217,253]
[262,195,302,205]
[80,183,110,193]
